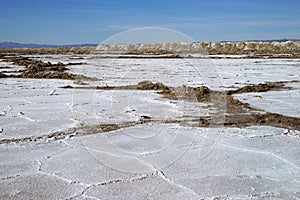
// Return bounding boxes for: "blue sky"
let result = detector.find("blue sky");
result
[1,0,300,44]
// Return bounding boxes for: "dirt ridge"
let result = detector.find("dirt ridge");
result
[60,80,300,131]
[0,55,89,80]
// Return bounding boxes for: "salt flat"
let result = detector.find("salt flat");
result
[0,55,299,199]
[233,89,300,118]
[28,55,300,88]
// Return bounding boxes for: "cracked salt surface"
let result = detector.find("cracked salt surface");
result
[1,56,300,199]
[0,173,86,200]
[1,125,299,199]
[91,90,211,124]
[0,78,209,141]
[0,78,75,139]
[233,87,300,118]
[23,55,300,93]
[161,126,300,198]
[33,55,300,89]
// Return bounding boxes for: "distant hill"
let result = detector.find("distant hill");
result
[0,42,97,48]
[1,39,300,49]
[1,41,300,57]
[246,39,300,42]
[221,39,300,43]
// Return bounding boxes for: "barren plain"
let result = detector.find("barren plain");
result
[0,42,300,199]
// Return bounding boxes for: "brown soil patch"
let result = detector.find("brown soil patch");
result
[137,80,170,90]
[60,80,170,91]
[0,121,139,144]
[0,55,88,80]
[1,80,299,145]
[0,72,8,78]
[60,80,300,131]
[227,82,292,95]
[159,82,299,130]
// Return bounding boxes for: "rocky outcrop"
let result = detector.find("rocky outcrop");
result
[93,41,300,56]
[0,41,299,57]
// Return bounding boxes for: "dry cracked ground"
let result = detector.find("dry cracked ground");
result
[0,53,300,199]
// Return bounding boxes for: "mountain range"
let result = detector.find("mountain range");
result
[221,39,300,43]
[1,39,300,48]
[0,42,97,49]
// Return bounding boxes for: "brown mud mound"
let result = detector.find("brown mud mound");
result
[0,72,9,78]
[20,62,76,80]
[21,70,77,80]
[164,83,300,130]
[61,81,170,90]
[159,85,211,102]
[60,80,300,131]
[19,61,77,80]
[0,55,88,80]
[161,83,299,130]
[222,95,299,130]
[228,82,291,95]
[137,80,170,90]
